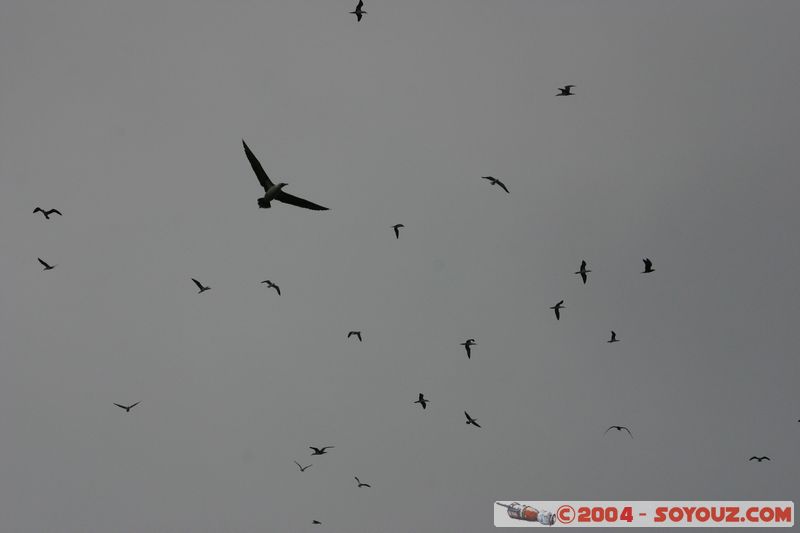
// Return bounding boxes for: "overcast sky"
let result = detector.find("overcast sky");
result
[1,1,799,532]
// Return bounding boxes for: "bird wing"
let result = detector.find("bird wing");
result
[128,401,140,409]
[497,181,510,193]
[49,209,63,216]
[114,403,127,410]
[554,308,560,320]
[580,260,587,269]
[580,272,587,284]
[748,457,757,461]
[356,333,362,341]
[33,207,43,213]
[604,426,614,435]
[356,0,364,8]
[356,12,363,20]
[275,285,281,295]
[242,140,274,191]
[294,461,302,468]
[611,331,616,340]
[38,258,49,267]
[309,447,319,453]
[191,278,205,290]
[274,190,329,211]
[622,427,633,438]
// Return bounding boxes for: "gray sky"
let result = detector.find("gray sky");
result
[1,1,799,531]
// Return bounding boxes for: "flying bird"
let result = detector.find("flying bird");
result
[310,446,334,455]
[33,207,62,220]
[114,401,140,413]
[556,85,575,96]
[294,461,312,472]
[465,411,481,428]
[350,0,366,21]
[461,338,476,359]
[38,257,56,271]
[392,224,404,239]
[354,476,371,488]
[261,280,281,295]
[191,278,210,293]
[347,331,362,342]
[575,260,590,284]
[413,393,429,410]
[608,331,619,343]
[749,456,771,462]
[604,426,633,438]
[312,520,322,525]
[550,300,565,320]
[242,140,329,211]
[481,176,510,194]
[642,258,655,273]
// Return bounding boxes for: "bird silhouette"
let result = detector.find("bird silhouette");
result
[556,85,575,96]
[294,461,312,472]
[481,176,510,194]
[550,300,565,320]
[114,402,140,413]
[414,393,430,409]
[608,331,619,343]
[465,411,481,427]
[312,520,322,525]
[350,0,366,21]
[392,224,404,239]
[461,338,476,359]
[310,446,334,455]
[575,260,590,284]
[191,278,210,293]
[261,280,281,295]
[347,331,362,342]
[33,207,62,220]
[355,476,371,488]
[604,426,633,438]
[642,258,655,273]
[749,456,771,462]
[38,258,56,271]
[243,140,329,211]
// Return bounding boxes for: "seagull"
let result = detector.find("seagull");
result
[242,140,329,211]
[392,224,404,239]
[350,0,366,21]
[465,411,481,428]
[38,257,56,271]
[413,393,430,410]
[461,338,476,359]
[556,85,575,96]
[294,461,312,472]
[608,331,619,343]
[261,280,281,295]
[604,425,633,438]
[33,207,62,220]
[749,456,771,462]
[642,258,655,274]
[347,331,363,342]
[550,300,564,320]
[575,260,590,284]
[114,401,140,413]
[354,476,371,488]
[481,176,510,194]
[191,278,210,293]
[312,520,322,525]
[310,446,334,456]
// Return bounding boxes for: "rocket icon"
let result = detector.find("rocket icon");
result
[496,502,556,525]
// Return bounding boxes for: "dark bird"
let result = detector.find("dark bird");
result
[461,338,476,359]
[749,456,771,462]
[550,300,565,320]
[604,425,633,438]
[465,411,481,428]
[114,401,140,413]
[310,446,334,455]
[413,393,430,410]
[261,280,281,295]
[243,140,329,211]
[312,520,322,525]
[294,461,312,472]
[33,207,62,220]
[38,257,56,271]
[642,258,655,274]
[575,260,590,284]
[191,278,210,293]
[392,224,404,239]
[556,85,575,96]
[481,176,510,194]
[350,0,366,21]
[347,331,362,342]
[354,476,371,488]
[608,331,619,343]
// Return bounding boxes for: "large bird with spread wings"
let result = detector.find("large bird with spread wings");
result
[242,140,329,211]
